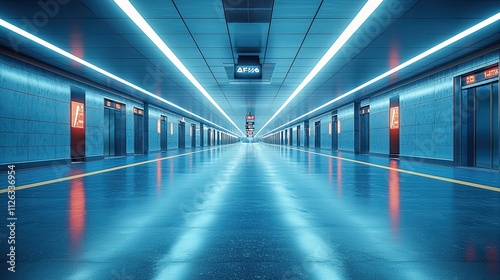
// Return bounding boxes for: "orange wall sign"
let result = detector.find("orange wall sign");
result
[71,101,84,128]
[390,106,399,129]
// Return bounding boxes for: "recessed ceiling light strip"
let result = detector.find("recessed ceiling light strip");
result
[255,0,384,137]
[261,11,500,138]
[0,18,240,138]
[114,0,245,137]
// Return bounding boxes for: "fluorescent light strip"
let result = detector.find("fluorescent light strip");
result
[261,11,500,138]
[255,0,383,137]
[0,18,239,138]
[114,0,244,137]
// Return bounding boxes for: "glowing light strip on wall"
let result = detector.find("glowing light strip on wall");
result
[0,18,240,139]
[261,11,500,138]
[114,0,245,137]
[255,0,384,137]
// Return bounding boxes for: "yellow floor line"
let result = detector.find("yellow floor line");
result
[271,144,500,193]
[0,147,220,194]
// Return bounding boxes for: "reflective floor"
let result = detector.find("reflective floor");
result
[1,143,500,279]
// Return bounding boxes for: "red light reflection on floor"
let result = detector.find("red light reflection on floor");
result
[156,157,162,196]
[169,159,174,185]
[487,244,498,274]
[389,160,400,237]
[69,178,86,251]
[465,243,476,262]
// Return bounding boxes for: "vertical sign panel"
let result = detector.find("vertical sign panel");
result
[390,106,399,129]
[71,101,84,128]
[389,97,400,157]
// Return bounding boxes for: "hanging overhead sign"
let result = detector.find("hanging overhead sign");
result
[234,65,262,79]
[234,56,262,79]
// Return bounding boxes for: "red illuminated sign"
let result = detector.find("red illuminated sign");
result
[134,107,143,115]
[484,67,499,79]
[464,66,498,85]
[245,115,255,120]
[71,101,84,128]
[465,75,476,85]
[390,106,399,129]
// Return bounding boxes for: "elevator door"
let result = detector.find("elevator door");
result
[332,115,338,151]
[191,124,196,148]
[160,116,167,151]
[178,121,186,149]
[200,124,204,147]
[207,129,211,146]
[474,82,499,169]
[314,121,321,148]
[134,113,144,154]
[104,107,125,157]
[360,107,370,154]
[104,107,114,157]
[297,125,301,146]
[304,122,309,147]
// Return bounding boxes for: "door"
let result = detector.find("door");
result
[104,107,114,157]
[474,82,499,169]
[360,106,370,154]
[332,115,338,151]
[297,125,301,146]
[200,124,204,147]
[304,121,310,147]
[178,121,186,149]
[160,116,167,151]
[314,121,321,148]
[207,128,212,146]
[191,124,196,148]
[134,110,144,154]
[104,102,126,157]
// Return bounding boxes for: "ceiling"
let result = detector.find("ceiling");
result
[0,0,499,137]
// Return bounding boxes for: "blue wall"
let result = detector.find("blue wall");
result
[0,54,70,164]
[309,114,332,149]
[368,94,391,155]
[0,51,232,168]
[369,50,499,161]
[338,104,355,152]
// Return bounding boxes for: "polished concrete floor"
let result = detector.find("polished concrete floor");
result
[1,143,499,279]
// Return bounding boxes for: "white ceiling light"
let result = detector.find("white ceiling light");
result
[255,0,384,137]
[0,18,239,138]
[114,0,245,137]
[261,11,500,138]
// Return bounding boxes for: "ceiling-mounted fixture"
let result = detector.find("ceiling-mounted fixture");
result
[0,18,240,138]
[262,11,500,138]
[114,0,245,137]
[255,0,384,137]
[234,56,262,80]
